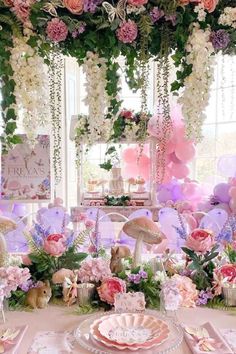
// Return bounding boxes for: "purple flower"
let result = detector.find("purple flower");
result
[84,0,102,13]
[139,270,148,279]
[196,290,213,306]
[150,7,164,23]
[165,14,177,26]
[78,23,86,34]
[210,30,230,50]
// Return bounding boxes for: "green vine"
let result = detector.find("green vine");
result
[0,12,22,152]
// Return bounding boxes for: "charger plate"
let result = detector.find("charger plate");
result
[74,310,183,354]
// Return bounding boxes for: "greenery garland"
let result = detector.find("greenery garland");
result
[49,51,63,185]
[0,12,22,152]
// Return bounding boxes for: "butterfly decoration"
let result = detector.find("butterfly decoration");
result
[102,0,126,23]
[43,0,65,17]
[0,328,20,353]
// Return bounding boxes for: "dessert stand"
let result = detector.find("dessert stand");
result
[74,310,183,354]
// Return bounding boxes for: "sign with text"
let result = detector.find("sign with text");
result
[1,135,51,202]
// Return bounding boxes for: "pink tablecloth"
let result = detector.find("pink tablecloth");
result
[1,305,236,353]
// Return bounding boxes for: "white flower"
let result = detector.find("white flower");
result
[194,4,206,22]
[154,271,166,284]
[179,23,215,142]
[218,7,236,28]
[126,4,145,15]
[10,33,50,143]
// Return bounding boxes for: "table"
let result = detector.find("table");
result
[2,305,236,353]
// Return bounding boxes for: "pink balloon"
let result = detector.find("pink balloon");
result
[123,163,139,179]
[229,187,236,198]
[122,148,137,163]
[171,163,190,179]
[229,198,236,213]
[175,142,196,162]
[138,154,150,166]
[169,152,182,164]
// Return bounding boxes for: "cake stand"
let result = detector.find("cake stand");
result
[74,310,183,354]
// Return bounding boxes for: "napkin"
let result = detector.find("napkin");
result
[27,331,74,354]
[0,325,28,354]
[183,322,234,353]
[221,329,236,352]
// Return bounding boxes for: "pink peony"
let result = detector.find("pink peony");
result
[46,18,68,42]
[172,274,199,307]
[201,0,218,12]
[77,257,112,283]
[127,0,148,6]
[63,0,83,14]
[97,277,126,305]
[116,20,138,44]
[43,233,67,257]
[185,229,215,254]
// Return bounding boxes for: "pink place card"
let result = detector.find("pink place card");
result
[114,292,146,313]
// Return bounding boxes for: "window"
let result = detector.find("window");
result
[192,54,236,185]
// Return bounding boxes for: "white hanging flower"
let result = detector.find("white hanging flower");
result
[218,7,236,29]
[10,31,50,143]
[82,52,111,143]
[179,23,215,142]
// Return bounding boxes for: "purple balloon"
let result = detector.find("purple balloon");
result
[157,189,173,203]
[172,185,183,201]
[217,155,236,178]
[213,183,230,203]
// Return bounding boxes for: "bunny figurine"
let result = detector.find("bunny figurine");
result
[110,246,131,274]
[26,280,52,309]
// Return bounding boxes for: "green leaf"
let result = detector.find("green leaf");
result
[99,160,113,171]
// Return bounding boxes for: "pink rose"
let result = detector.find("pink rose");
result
[127,0,147,6]
[97,277,126,305]
[185,229,215,254]
[217,264,236,283]
[201,0,218,12]
[63,0,83,14]
[172,274,199,307]
[213,264,236,295]
[43,233,67,257]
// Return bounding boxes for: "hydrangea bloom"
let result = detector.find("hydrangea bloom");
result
[210,30,230,50]
[77,257,112,283]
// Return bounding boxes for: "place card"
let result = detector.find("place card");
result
[114,292,146,313]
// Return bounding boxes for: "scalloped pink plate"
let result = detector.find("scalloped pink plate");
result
[90,315,170,351]
[98,313,167,345]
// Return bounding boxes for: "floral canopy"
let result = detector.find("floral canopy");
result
[0,0,236,182]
